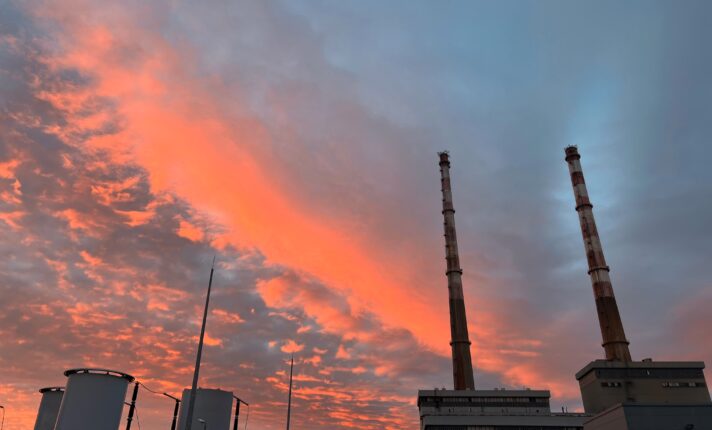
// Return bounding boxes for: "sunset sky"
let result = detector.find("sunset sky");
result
[1,0,711,429]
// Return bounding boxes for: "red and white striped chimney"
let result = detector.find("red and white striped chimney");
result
[565,146,631,362]
[438,152,476,389]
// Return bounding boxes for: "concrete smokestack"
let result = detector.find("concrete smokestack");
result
[438,151,476,390]
[564,146,632,362]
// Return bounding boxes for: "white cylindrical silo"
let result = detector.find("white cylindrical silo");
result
[54,368,135,430]
[33,387,64,430]
[177,388,233,430]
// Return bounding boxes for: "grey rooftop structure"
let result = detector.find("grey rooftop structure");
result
[576,359,709,415]
[583,403,712,430]
[418,389,587,430]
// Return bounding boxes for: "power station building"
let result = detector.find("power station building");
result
[563,146,712,430]
[418,149,712,430]
[417,152,588,430]
[29,368,245,430]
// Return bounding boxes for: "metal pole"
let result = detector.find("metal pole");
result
[126,382,139,430]
[232,396,248,430]
[243,404,250,430]
[232,399,240,430]
[163,393,180,430]
[185,257,216,430]
[0,405,5,430]
[286,354,294,430]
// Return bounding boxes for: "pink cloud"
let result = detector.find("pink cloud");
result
[281,340,305,354]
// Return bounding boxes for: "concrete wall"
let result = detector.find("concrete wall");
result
[577,361,710,414]
[177,388,233,430]
[584,404,712,430]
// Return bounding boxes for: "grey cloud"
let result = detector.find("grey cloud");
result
[3,0,712,427]
[0,5,452,429]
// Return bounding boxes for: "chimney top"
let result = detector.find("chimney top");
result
[438,151,450,165]
[39,387,65,393]
[564,145,580,161]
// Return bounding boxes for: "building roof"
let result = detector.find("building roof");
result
[575,360,706,380]
[418,389,551,398]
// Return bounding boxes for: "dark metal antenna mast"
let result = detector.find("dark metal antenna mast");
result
[185,256,216,430]
[232,395,249,430]
[286,354,294,430]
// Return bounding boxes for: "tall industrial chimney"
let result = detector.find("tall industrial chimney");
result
[564,146,632,362]
[438,151,476,390]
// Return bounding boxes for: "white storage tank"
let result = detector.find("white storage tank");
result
[54,368,135,430]
[33,387,64,430]
[178,388,233,430]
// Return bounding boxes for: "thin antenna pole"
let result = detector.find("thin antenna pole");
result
[232,400,240,430]
[286,354,294,430]
[185,256,216,430]
[169,397,180,430]
[125,382,139,430]
[243,404,249,430]
[232,396,248,430]
[161,393,180,430]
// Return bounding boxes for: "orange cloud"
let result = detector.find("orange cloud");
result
[281,339,305,354]
[1,2,595,429]
[197,334,223,347]
[211,308,244,324]
[0,210,26,230]
[177,219,204,242]
[79,250,103,266]
[31,1,450,359]
[29,0,564,399]
[115,209,155,226]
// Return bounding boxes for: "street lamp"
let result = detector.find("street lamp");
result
[163,393,181,430]
[197,418,207,430]
[0,405,5,430]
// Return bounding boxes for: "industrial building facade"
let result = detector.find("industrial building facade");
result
[418,389,585,430]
